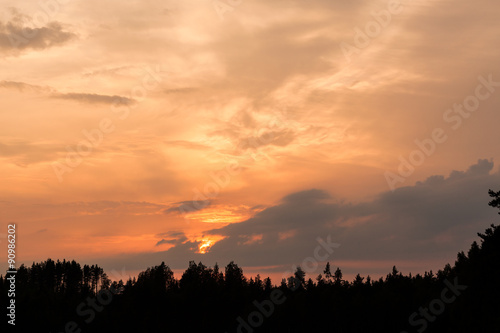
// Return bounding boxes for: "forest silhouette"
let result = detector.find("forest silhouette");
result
[2,190,500,332]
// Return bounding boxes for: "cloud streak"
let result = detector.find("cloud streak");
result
[0,80,134,106]
[164,200,212,214]
[52,93,134,106]
[0,80,53,93]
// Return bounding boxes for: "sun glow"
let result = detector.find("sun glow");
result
[196,235,226,254]
[198,239,214,254]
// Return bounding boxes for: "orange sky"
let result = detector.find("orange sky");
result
[1,0,500,282]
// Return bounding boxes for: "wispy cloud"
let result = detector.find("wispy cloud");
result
[155,231,188,246]
[164,200,212,214]
[0,80,133,106]
[0,80,53,93]
[52,93,134,106]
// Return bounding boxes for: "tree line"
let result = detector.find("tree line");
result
[2,190,500,332]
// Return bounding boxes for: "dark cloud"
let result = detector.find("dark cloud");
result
[155,232,187,246]
[52,93,134,106]
[207,188,337,239]
[282,188,331,203]
[237,130,295,150]
[0,10,76,55]
[156,239,175,246]
[96,159,500,279]
[156,231,185,238]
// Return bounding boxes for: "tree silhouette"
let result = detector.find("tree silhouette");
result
[333,267,343,286]
[323,261,332,284]
[488,188,500,212]
[2,190,500,332]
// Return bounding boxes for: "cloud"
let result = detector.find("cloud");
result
[163,87,197,94]
[52,93,134,106]
[0,81,133,106]
[0,141,60,166]
[204,109,300,162]
[155,239,175,246]
[82,65,136,77]
[164,200,211,214]
[97,159,500,277]
[5,201,169,219]
[0,80,53,93]
[155,231,188,246]
[0,10,76,55]
[207,188,336,238]
[156,231,185,238]
[237,130,296,150]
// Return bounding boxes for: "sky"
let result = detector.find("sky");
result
[1,0,500,283]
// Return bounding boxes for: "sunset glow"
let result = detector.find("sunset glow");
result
[198,239,214,254]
